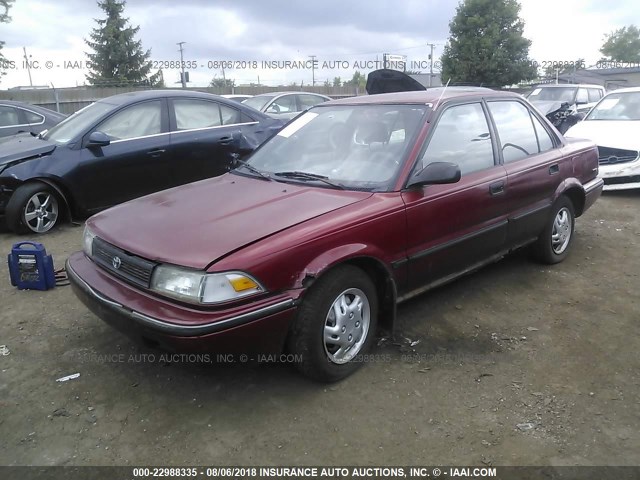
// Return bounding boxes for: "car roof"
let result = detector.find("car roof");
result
[96,89,235,105]
[0,99,66,116]
[533,84,604,89]
[603,86,640,94]
[326,89,522,106]
[252,91,331,98]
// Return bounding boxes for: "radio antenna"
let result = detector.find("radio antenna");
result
[433,78,451,111]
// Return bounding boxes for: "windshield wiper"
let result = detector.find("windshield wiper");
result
[233,159,272,181]
[274,171,344,189]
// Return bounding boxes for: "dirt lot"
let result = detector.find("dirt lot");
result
[0,191,638,467]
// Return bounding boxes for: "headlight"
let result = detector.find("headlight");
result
[83,226,96,257]
[151,265,264,304]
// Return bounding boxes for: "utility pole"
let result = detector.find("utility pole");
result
[177,41,186,88]
[23,47,33,87]
[427,43,435,87]
[309,55,317,86]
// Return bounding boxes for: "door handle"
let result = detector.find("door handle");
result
[147,149,166,157]
[549,164,559,175]
[489,181,505,196]
[218,136,234,146]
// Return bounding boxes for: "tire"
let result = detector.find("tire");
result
[533,196,575,264]
[6,182,62,234]
[287,265,379,382]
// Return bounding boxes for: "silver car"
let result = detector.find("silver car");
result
[243,92,331,120]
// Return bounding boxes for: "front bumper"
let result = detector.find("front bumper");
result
[67,252,298,354]
[599,159,640,191]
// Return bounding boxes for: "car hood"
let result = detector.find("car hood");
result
[0,134,57,166]
[530,100,565,115]
[366,69,426,95]
[88,174,372,270]
[565,120,640,151]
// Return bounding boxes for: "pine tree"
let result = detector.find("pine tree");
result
[85,0,160,87]
[441,0,537,87]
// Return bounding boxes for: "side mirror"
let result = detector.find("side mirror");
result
[87,131,111,148]
[266,103,281,114]
[407,161,461,188]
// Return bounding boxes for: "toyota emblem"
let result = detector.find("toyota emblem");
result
[112,256,122,270]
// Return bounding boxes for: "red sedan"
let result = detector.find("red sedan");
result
[67,88,603,381]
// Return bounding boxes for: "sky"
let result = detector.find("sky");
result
[0,0,639,89]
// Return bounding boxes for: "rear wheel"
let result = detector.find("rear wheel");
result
[6,182,62,234]
[533,196,575,264]
[287,265,378,382]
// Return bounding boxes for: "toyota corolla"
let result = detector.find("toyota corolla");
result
[67,88,603,382]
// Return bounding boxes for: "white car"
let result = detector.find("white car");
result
[565,87,640,190]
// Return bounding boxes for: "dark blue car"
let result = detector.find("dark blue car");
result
[0,90,283,233]
[0,100,67,138]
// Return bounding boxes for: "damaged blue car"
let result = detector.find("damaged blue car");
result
[0,90,283,233]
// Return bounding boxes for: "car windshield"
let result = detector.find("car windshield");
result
[241,104,429,191]
[585,92,640,121]
[42,101,116,145]
[242,95,275,111]
[527,87,577,103]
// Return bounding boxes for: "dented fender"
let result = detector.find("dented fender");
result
[294,243,387,288]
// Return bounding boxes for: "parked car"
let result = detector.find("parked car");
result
[0,100,67,138]
[565,87,640,190]
[242,92,331,120]
[0,90,283,233]
[67,82,603,382]
[526,84,606,134]
[221,94,253,103]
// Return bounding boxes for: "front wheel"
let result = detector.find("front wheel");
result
[6,182,62,234]
[287,265,378,382]
[533,196,575,264]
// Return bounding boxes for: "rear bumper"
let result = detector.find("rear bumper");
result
[67,252,298,354]
[583,177,604,213]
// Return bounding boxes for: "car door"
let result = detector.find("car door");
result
[168,98,248,186]
[485,100,565,247]
[401,101,509,291]
[74,99,171,211]
[0,105,21,137]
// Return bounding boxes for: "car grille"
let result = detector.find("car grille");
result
[597,146,638,165]
[92,237,156,288]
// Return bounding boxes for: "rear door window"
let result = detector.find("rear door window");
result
[173,99,222,130]
[576,88,589,104]
[220,104,241,125]
[588,89,603,102]
[298,94,327,110]
[267,95,297,114]
[0,106,20,127]
[24,110,45,124]
[487,101,540,163]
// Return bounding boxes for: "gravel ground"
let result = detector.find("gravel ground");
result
[0,191,638,467]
